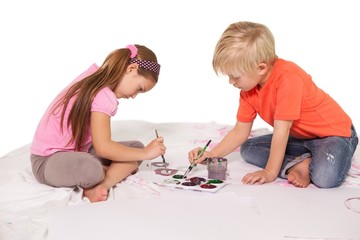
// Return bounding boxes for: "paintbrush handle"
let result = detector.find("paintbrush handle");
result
[155,129,166,163]
[183,140,212,178]
[160,155,166,163]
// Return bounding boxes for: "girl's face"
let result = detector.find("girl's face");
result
[114,63,156,99]
[228,63,270,91]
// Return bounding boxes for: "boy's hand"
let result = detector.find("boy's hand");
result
[188,147,210,164]
[242,169,277,185]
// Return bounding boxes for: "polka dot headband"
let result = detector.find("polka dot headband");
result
[126,45,161,76]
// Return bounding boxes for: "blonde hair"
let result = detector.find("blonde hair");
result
[213,21,276,76]
[53,44,159,151]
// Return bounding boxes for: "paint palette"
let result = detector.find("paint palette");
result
[160,175,228,193]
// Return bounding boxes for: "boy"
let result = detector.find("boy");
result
[188,21,358,188]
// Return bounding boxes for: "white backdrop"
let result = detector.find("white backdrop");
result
[1,0,359,157]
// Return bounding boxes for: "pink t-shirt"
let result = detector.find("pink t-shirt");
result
[31,64,118,156]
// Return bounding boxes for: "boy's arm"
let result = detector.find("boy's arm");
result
[192,121,253,164]
[211,121,253,157]
[265,120,292,177]
[242,119,292,184]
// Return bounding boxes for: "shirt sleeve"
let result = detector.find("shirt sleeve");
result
[91,87,118,116]
[237,90,257,122]
[274,73,304,121]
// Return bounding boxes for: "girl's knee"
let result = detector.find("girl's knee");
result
[130,141,145,149]
[79,159,104,188]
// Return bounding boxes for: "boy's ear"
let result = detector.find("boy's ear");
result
[258,63,268,75]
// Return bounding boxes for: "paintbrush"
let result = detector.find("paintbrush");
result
[183,140,212,179]
[155,129,167,166]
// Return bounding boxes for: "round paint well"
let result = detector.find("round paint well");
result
[182,181,196,186]
[173,174,184,179]
[188,177,206,185]
[207,179,223,184]
[200,184,216,189]
[154,168,178,176]
[151,162,169,168]
[163,179,180,185]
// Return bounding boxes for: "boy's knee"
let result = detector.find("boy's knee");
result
[311,174,343,188]
[310,163,349,188]
[240,141,251,162]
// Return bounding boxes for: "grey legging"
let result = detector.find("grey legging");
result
[30,141,144,189]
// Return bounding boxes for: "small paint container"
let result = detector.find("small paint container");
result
[207,157,227,180]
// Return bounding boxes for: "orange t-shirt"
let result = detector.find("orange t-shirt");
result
[237,58,352,139]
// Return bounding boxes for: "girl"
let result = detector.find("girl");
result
[30,44,166,202]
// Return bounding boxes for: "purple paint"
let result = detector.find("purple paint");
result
[182,181,196,186]
[188,177,206,185]
[154,168,178,176]
[151,162,169,168]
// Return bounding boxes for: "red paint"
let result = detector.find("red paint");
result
[200,184,216,189]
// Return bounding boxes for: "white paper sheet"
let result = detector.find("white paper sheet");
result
[48,194,280,240]
[1,120,360,240]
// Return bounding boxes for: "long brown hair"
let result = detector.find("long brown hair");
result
[52,44,159,151]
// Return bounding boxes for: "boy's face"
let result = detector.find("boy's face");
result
[228,63,269,91]
[228,72,262,91]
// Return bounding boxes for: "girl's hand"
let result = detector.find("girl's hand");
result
[144,137,166,160]
[241,169,277,185]
[188,148,211,165]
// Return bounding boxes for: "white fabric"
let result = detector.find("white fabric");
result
[1,120,360,240]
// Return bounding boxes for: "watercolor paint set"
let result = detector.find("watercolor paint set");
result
[159,175,228,193]
[149,156,229,193]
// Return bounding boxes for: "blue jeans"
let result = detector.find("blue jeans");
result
[240,125,358,188]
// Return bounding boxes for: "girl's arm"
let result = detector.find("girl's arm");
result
[242,119,292,184]
[190,121,253,164]
[90,112,165,162]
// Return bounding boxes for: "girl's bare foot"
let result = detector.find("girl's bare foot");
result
[287,157,312,188]
[131,167,139,175]
[83,184,109,203]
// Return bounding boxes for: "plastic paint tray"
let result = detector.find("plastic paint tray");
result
[160,176,228,193]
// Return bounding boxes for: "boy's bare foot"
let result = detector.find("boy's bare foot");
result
[287,157,312,188]
[83,184,109,203]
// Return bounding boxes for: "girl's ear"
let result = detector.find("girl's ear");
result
[127,63,139,73]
